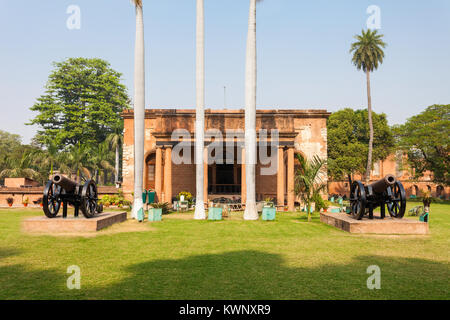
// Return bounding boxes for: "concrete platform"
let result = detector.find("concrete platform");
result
[22,212,127,233]
[320,212,429,235]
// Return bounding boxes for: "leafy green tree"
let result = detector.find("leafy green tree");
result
[327,108,394,180]
[28,57,129,150]
[393,105,450,185]
[294,154,327,222]
[350,29,387,183]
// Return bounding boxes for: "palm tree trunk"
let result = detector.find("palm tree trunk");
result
[365,70,374,184]
[132,3,145,219]
[194,0,206,220]
[115,145,119,184]
[244,0,258,220]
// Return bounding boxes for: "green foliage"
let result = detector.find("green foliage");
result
[150,202,171,215]
[393,105,450,186]
[312,193,326,212]
[327,108,394,179]
[294,154,327,221]
[350,29,386,73]
[22,198,29,205]
[177,191,193,204]
[28,57,129,150]
[6,197,14,205]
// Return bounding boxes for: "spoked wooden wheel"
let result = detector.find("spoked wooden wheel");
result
[349,181,366,220]
[80,180,99,218]
[43,180,62,218]
[387,181,406,218]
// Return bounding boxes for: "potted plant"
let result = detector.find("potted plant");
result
[22,197,29,207]
[148,202,168,221]
[263,197,274,208]
[6,197,14,207]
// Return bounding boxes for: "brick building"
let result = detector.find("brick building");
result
[122,109,331,210]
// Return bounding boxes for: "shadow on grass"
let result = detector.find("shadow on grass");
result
[1,246,448,300]
[86,250,449,300]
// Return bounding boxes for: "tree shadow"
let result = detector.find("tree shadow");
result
[85,250,450,300]
[0,247,22,260]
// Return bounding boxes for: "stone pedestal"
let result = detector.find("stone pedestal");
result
[22,212,127,233]
[320,212,429,234]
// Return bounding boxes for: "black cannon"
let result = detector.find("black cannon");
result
[348,174,406,220]
[42,174,101,219]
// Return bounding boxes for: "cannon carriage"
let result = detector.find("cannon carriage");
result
[348,174,406,220]
[43,174,102,219]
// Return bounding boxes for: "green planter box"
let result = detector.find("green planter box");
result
[262,207,276,221]
[208,207,223,221]
[148,208,162,222]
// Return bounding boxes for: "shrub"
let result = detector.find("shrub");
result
[22,198,29,205]
[312,193,326,212]
[6,197,14,205]
[99,195,111,207]
[177,191,193,204]
[151,202,171,215]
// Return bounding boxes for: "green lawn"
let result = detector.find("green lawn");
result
[0,203,449,300]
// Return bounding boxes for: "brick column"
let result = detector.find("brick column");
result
[241,147,246,204]
[277,147,285,206]
[203,147,208,204]
[155,147,162,202]
[164,146,172,204]
[287,147,295,211]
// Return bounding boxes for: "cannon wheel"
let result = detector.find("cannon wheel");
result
[350,181,366,220]
[387,181,406,218]
[80,180,99,218]
[43,180,62,218]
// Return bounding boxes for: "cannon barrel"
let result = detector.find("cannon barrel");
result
[51,174,78,193]
[368,174,396,194]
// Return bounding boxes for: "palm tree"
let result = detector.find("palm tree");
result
[350,29,386,183]
[294,154,327,222]
[90,142,115,184]
[243,0,262,220]
[106,126,123,185]
[194,0,206,220]
[131,0,146,219]
[60,143,91,182]
[0,153,40,181]
[30,140,60,178]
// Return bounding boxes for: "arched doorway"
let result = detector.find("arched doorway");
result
[145,153,156,190]
[436,185,444,198]
[412,185,419,196]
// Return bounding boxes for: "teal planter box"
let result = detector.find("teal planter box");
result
[330,208,340,213]
[137,207,145,222]
[148,208,162,222]
[262,207,276,221]
[208,207,223,220]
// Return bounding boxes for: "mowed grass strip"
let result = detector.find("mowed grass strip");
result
[0,203,448,300]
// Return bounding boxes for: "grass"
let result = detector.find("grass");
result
[0,202,449,300]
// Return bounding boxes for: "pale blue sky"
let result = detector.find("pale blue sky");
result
[1,0,449,143]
